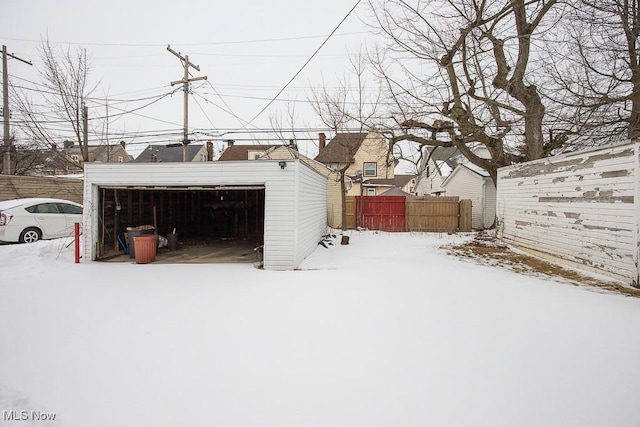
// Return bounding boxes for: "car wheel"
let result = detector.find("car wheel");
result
[20,228,42,243]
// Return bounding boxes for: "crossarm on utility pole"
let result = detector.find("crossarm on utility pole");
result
[166,45,208,161]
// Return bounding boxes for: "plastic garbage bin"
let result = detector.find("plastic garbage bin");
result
[133,234,157,264]
[126,227,155,258]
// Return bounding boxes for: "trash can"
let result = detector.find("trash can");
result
[167,233,179,251]
[133,234,157,264]
[126,226,156,258]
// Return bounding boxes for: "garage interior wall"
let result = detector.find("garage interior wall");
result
[96,187,265,255]
[83,160,327,270]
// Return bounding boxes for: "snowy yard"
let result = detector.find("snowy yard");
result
[1,231,639,427]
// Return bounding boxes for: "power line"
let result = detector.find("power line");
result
[247,0,362,125]
[0,31,369,47]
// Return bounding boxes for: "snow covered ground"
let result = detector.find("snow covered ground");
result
[0,231,639,427]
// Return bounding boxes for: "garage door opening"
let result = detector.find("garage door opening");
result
[96,186,265,263]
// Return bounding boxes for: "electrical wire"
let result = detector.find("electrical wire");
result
[0,32,369,47]
[247,0,362,125]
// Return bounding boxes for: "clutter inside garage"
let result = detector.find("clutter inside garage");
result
[96,186,265,262]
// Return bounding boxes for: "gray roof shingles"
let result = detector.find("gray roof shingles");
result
[133,144,203,163]
[314,133,368,164]
[218,145,277,161]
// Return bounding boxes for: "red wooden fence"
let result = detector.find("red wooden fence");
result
[355,196,406,232]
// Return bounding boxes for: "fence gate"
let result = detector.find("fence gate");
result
[406,196,461,233]
[355,196,406,232]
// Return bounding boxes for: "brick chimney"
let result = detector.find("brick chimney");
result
[51,143,58,152]
[207,140,213,161]
[120,140,126,149]
[319,132,326,152]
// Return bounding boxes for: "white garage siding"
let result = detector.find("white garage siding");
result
[294,162,329,267]
[83,160,327,271]
[497,141,639,285]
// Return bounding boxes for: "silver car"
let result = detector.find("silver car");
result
[0,198,83,243]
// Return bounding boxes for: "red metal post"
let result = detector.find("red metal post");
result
[74,222,81,263]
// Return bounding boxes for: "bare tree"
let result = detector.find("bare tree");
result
[309,53,388,229]
[544,0,640,143]
[12,38,97,169]
[365,0,566,185]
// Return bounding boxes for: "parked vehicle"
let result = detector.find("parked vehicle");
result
[0,198,83,243]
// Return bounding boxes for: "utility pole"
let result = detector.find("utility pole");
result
[82,103,88,162]
[166,45,207,162]
[2,45,32,175]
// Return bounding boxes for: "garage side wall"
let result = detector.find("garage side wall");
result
[497,142,639,285]
[293,162,327,268]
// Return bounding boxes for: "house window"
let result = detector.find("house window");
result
[329,162,339,170]
[200,154,206,161]
[71,154,79,162]
[117,156,124,163]
[363,162,377,177]
[366,188,376,196]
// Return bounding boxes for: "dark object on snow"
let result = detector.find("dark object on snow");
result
[341,235,349,245]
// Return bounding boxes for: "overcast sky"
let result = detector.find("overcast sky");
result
[2,0,383,156]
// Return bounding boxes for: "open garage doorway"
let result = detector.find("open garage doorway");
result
[96,186,265,263]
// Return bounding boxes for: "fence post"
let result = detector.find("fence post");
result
[459,200,473,232]
[74,222,82,263]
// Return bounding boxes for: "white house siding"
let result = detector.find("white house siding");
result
[483,180,497,228]
[497,142,639,285]
[83,160,326,271]
[444,166,495,229]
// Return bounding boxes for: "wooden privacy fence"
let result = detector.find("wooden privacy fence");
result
[346,195,472,233]
[0,175,83,204]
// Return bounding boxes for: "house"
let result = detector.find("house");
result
[413,146,460,195]
[82,160,327,271]
[314,132,395,197]
[19,141,132,176]
[394,174,417,194]
[0,146,70,176]
[217,142,279,161]
[497,140,640,287]
[57,140,132,172]
[379,187,412,196]
[133,144,208,163]
[218,141,345,229]
[442,163,496,229]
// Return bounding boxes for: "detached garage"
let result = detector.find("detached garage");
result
[82,159,327,270]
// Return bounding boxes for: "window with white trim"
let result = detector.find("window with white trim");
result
[363,162,377,177]
[366,188,376,196]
